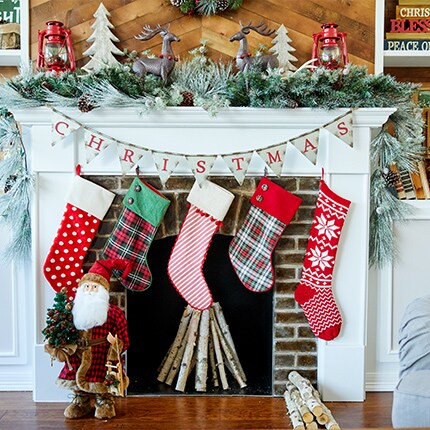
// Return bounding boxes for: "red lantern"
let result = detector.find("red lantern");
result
[311,23,348,69]
[37,21,76,73]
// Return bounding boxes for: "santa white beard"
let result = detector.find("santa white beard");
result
[72,285,110,330]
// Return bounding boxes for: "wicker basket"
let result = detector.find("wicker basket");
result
[0,22,20,49]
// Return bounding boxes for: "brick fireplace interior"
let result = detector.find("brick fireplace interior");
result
[84,175,319,396]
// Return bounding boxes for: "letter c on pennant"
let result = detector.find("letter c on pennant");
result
[54,121,69,136]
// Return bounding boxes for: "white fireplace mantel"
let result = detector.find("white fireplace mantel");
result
[8,107,394,402]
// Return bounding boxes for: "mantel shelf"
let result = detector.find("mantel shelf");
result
[384,50,430,67]
[0,49,21,66]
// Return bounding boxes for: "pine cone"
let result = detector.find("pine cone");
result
[170,0,184,5]
[216,0,229,11]
[383,169,399,188]
[77,93,96,113]
[180,91,194,107]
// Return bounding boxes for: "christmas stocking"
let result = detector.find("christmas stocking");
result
[104,177,170,291]
[229,177,302,293]
[168,180,234,310]
[294,179,351,341]
[43,173,115,300]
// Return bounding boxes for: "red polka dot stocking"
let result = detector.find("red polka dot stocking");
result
[43,175,115,300]
[294,179,351,341]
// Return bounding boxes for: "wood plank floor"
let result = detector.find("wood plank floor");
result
[0,391,393,429]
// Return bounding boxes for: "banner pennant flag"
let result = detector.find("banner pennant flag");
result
[222,151,253,185]
[290,129,320,165]
[324,112,354,147]
[257,143,287,176]
[117,144,148,174]
[186,155,217,186]
[84,129,114,164]
[51,111,81,146]
[152,151,182,185]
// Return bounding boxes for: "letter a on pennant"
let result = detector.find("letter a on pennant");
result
[152,151,182,185]
[84,129,113,164]
[185,155,217,186]
[257,143,287,176]
[290,130,320,165]
[222,152,253,185]
[117,144,148,174]
[51,112,81,146]
[325,112,354,146]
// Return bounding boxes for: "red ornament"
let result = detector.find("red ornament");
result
[311,23,348,69]
[37,21,76,73]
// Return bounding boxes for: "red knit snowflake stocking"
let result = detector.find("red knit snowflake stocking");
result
[294,179,351,341]
[168,180,234,310]
[229,177,302,293]
[43,173,115,301]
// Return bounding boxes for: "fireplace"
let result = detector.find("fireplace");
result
[12,106,394,401]
[85,176,320,395]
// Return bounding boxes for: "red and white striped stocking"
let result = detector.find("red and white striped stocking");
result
[294,179,351,341]
[168,180,234,310]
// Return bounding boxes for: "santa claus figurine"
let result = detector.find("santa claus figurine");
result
[57,258,132,420]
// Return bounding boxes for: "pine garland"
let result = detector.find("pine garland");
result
[0,59,424,267]
[174,0,244,15]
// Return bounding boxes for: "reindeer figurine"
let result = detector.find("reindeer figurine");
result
[132,24,180,85]
[230,21,279,72]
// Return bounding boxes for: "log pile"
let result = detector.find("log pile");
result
[284,371,340,430]
[157,303,247,392]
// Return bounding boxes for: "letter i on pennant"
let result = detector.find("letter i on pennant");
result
[152,151,182,185]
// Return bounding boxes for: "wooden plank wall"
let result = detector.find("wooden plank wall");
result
[28,0,375,72]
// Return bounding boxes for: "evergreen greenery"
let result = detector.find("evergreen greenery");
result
[0,56,424,267]
[42,288,78,348]
[175,0,244,15]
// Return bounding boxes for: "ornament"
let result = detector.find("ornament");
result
[37,21,76,73]
[77,93,97,112]
[229,21,279,72]
[311,23,348,69]
[82,3,124,73]
[132,25,180,85]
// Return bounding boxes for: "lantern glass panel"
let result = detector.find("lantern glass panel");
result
[319,45,341,68]
[44,41,68,67]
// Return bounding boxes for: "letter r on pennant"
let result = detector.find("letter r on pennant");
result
[122,148,135,163]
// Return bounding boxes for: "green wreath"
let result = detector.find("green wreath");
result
[170,0,244,16]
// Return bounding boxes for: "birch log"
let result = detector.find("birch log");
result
[285,381,313,423]
[316,413,329,425]
[283,389,305,430]
[208,335,219,388]
[312,388,341,429]
[195,310,210,392]
[175,310,201,392]
[288,371,323,417]
[210,309,229,389]
[157,305,192,382]
[212,302,247,382]
[306,421,318,430]
[213,313,247,388]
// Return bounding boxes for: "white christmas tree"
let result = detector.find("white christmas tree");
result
[269,24,298,72]
[82,2,124,73]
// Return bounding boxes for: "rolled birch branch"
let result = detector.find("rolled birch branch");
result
[157,305,192,382]
[283,389,305,430]
[311,387,341,429]
[288,371,323,417]
[175,309,201,392]
[210,308,229,390]
[306,421,318,430]
[208,334,219,388]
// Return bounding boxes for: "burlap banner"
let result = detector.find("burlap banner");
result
[50,108,355,185]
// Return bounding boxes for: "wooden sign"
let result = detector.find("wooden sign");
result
[0,0,20,24]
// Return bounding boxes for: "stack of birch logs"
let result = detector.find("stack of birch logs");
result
[284,371,340,430]
[157,303,247,392]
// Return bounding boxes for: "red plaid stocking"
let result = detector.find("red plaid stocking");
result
[168,180,234,310]
[294,179,351,341]
[229,177,302,293]
[104,178,170,291]
[43,174,115,300]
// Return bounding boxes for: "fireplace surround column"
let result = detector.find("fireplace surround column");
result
[12,107,394,402]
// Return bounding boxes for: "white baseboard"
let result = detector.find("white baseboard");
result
[0,371,33,391]
[366,372,397,391]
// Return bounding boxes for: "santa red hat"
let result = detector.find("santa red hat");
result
[78,258,132,290]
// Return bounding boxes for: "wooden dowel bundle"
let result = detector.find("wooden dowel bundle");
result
[284,371,341,430]
[157,302,247,392]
